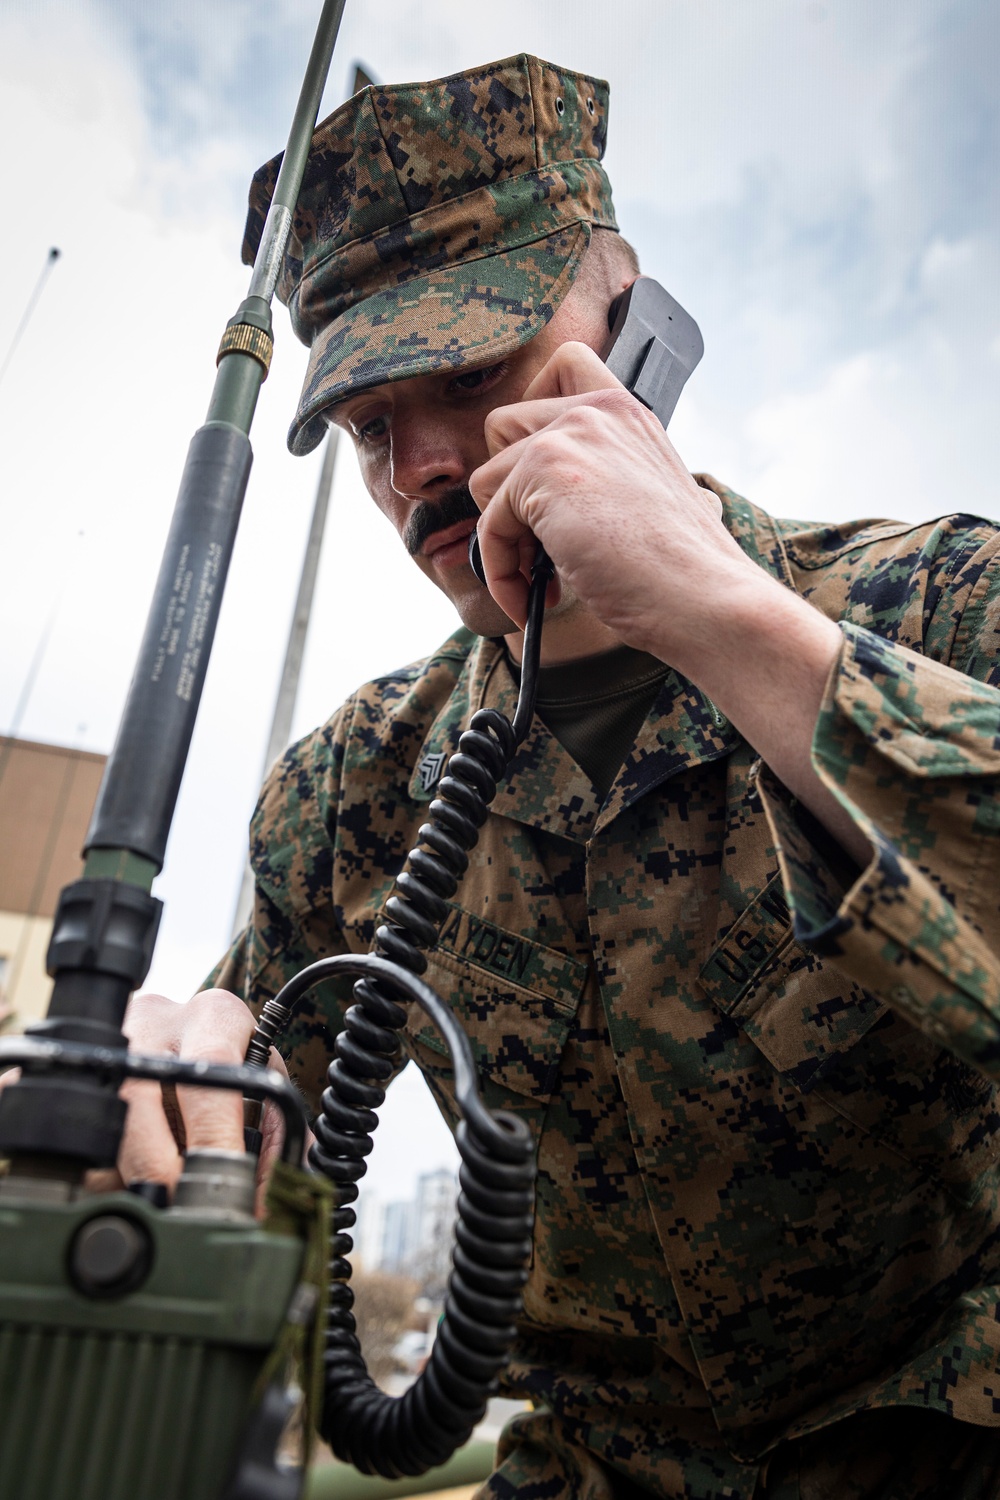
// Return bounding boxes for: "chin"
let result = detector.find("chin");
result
[451,586,517,639]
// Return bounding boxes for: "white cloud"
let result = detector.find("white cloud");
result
[742,353,925,523]
[920,236,981,285]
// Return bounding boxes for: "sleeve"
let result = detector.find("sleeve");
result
[756,523,1000,1078]
[202,703,359,1114]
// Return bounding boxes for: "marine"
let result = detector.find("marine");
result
[119,55,1000,1498]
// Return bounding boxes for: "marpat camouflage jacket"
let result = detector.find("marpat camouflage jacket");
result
[209,480,1000,1485]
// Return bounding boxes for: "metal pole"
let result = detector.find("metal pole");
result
[231,428,339,935]
[265,431,340,775]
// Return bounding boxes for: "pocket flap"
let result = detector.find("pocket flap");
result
[697,873,887,1090]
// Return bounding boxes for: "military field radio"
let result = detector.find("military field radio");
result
[0,1,703,1493]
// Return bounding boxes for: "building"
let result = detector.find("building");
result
[379,1198,417,1275]
[0,736,106,1030]
[353,1166,459,1288]
[352,1189,387,1271]
[412,1167,459,1294]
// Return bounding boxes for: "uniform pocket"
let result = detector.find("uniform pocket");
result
[403,901,587,1120]
[697,874,1000,1204]
[697,873,887,1090]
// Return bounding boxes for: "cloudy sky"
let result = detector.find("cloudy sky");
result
[1,0,998,1196]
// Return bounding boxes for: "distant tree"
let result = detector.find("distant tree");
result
[349,1267,420,1386]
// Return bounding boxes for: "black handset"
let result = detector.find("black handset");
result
[602,275,704,426]
[468,275,704,583]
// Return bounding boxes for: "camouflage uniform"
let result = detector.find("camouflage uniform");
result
[210,480,1000,1499]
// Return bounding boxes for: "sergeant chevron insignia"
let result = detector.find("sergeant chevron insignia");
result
[419,752,448,792]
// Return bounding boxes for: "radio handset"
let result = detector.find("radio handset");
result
[602,274,704,426]
[468,274,704,583]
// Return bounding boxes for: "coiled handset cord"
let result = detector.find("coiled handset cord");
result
[245,545,554,1477]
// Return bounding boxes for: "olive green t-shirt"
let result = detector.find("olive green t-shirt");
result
[511,643,670,800]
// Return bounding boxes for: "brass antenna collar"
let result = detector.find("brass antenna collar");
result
[217,322,274,376]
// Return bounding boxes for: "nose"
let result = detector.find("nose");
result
[389,405,468,499]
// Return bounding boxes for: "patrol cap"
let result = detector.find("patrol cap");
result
[242,53,618,456]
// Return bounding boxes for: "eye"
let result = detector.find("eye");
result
[352,412,389,444]
[446,361,508,397]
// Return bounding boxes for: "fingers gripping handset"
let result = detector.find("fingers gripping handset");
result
[467,275,704,584]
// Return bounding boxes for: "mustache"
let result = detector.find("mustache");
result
[403,487,481,557]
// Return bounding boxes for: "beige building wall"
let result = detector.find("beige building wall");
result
[0,912,53,1028]
[0,736,107,1031]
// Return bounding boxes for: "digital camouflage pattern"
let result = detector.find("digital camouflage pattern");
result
[242,55,617,455]
[208,483,1000,1498]
[485,1403,1000,1500]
